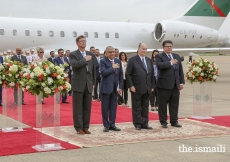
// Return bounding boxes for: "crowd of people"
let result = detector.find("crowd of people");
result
[0,35,185,134]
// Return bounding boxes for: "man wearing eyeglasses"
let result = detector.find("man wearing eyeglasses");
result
[69,35,96,135]
[155,40,185,129]
[11,47,28,105]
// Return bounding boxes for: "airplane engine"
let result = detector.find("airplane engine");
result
[153,20,226,47]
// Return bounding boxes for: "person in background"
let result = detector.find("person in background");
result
[54,49,70,104]
[25,50,33,65]
[189,56,192,63]
[90,46,96,54]
[119,52,129,107]
[115,48,119,59]
[150,50,159,111]
[93,49,102,101]
[48,51,55,64]
[65,50,72,96]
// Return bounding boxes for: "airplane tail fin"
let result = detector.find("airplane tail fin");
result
[174,0,230,30]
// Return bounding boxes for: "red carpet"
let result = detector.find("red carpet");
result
[0,91,159,127]
[189,116,230,128]
[0,128,80,156]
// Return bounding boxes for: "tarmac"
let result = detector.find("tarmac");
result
[0,56,230,162]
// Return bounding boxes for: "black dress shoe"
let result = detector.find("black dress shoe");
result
[109,126,121,131]
[161,124,168,128]
[103,127,109,132]
[62,101,69,104]
[142,126,153,130]
[22,102,26,105]
[0,103,2,106]
[171,123,182,127]
[135,126,141,130]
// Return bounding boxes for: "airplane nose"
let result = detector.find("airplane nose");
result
[218,33,229,43]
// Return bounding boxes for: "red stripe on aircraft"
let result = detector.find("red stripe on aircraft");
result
[206,0,226,17]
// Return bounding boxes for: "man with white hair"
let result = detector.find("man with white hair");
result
[31,48,37,61]
[25,51,32,64]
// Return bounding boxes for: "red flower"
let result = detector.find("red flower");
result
[24,89,28,92]
[55,88,59,93]
[52,73,57,78]
[216,71,218,75]
[7,63,12,67]
[62,84,66,89]
[65,77,70,82]
[15,83,19,87]
[43,65,48,69]
[19,73,23,78]
[192,62,195,65]
[30,65,35,69]
[7,70,10,74]
[199,76,203,81]
[26,74,30,79]
[202,67,206,70]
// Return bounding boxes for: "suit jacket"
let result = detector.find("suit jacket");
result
[54,56,70,72]
[155,52,185,89]
[95,57,102,79]
[126,55,155,94]
[100,57,123,94]
[69,50,96,93]
[0,56,3,64]
[48,57,55,64]
[11,54,28,65]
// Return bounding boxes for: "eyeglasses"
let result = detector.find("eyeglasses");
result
[39,52,44,53]
[164,46,172,48]
[78,40,87,43]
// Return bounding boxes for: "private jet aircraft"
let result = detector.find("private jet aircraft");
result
[0,0,230,57]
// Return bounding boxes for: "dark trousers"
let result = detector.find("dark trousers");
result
[62,94,67,102]
[157,85,180,125]
[72,86,92,131]
[150,88,158,107]
[94,77,101,99]
[101,83,117,128]
[14,87,24,103]
[0,86,2,104]
[122,80,128,104]
[68,75,72,95]
[131,92,150,128]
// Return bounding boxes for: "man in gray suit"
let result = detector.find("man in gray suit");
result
[11,47,28,105]
[69,35,96,135]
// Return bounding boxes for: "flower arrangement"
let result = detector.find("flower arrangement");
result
[1,60,26,87]
[186,58,218,84]
[21,60,71,98]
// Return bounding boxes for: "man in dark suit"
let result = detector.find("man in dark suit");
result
[93,49,102,101]
[47,51,55,64]
[54,49,70,104]
[155,40,185,128]
[11,47,28,105]
[126,43,155,130]
[100,46,123,132]
[0,56,3,106]
[69,35,96,135]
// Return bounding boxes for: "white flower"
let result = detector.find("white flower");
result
[23,73,28,77]
[49,63,54,68]
[9,64,18,72]
[0,81,2,84]
[42,83,46,87]
[57,75,61,79]
[45,68,51,74]
[66,82,71,90]
[213,75,217,80]
[47,77,53,85]
[2,75,5,79]
[199,63,203,66]
[44,87,51,94]
[192,75,195,79]
[30,72,35,78]
[208,64,212,68]
[26,85,30,89]
[58,86,63,90]
[188,72,193,77]
[15,74,19,78]
[200,73,204,76]
[64,73,68,78]
[9,82,15,87]
[0,64,4,70]
[9,74,12,77]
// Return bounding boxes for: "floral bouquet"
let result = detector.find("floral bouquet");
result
[21,60,71,98]
[1,60,26,88]
[186,58,219,84]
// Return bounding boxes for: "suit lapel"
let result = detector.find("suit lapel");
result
[136,55,147,72]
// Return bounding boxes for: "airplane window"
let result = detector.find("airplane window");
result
[49,31,54,37]
[37,30,42,37]
[94,32,98,38]
[73,31,77,37]
[193,35,194,39]
[174,34,176,37]
[84,32,88,38]
[177,34,179,37]
[13,29,17,36]
[185,35,187,38]
[115,33,119,38]
[60,31,65,37]
[0,29,4,35]
[105,32,109,38]
[200,36,202,39]
[25,30,30,36]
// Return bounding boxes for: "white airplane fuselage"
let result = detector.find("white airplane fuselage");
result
[0,17,229,56]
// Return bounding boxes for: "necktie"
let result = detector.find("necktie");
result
[168,55,175,69]
[18,56,21,62]
[142,58,147,72]
[82,52,88,71]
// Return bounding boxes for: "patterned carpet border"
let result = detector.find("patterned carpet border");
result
[37,119,230,148]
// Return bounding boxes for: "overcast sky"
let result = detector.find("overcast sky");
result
[0,0,229,36]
